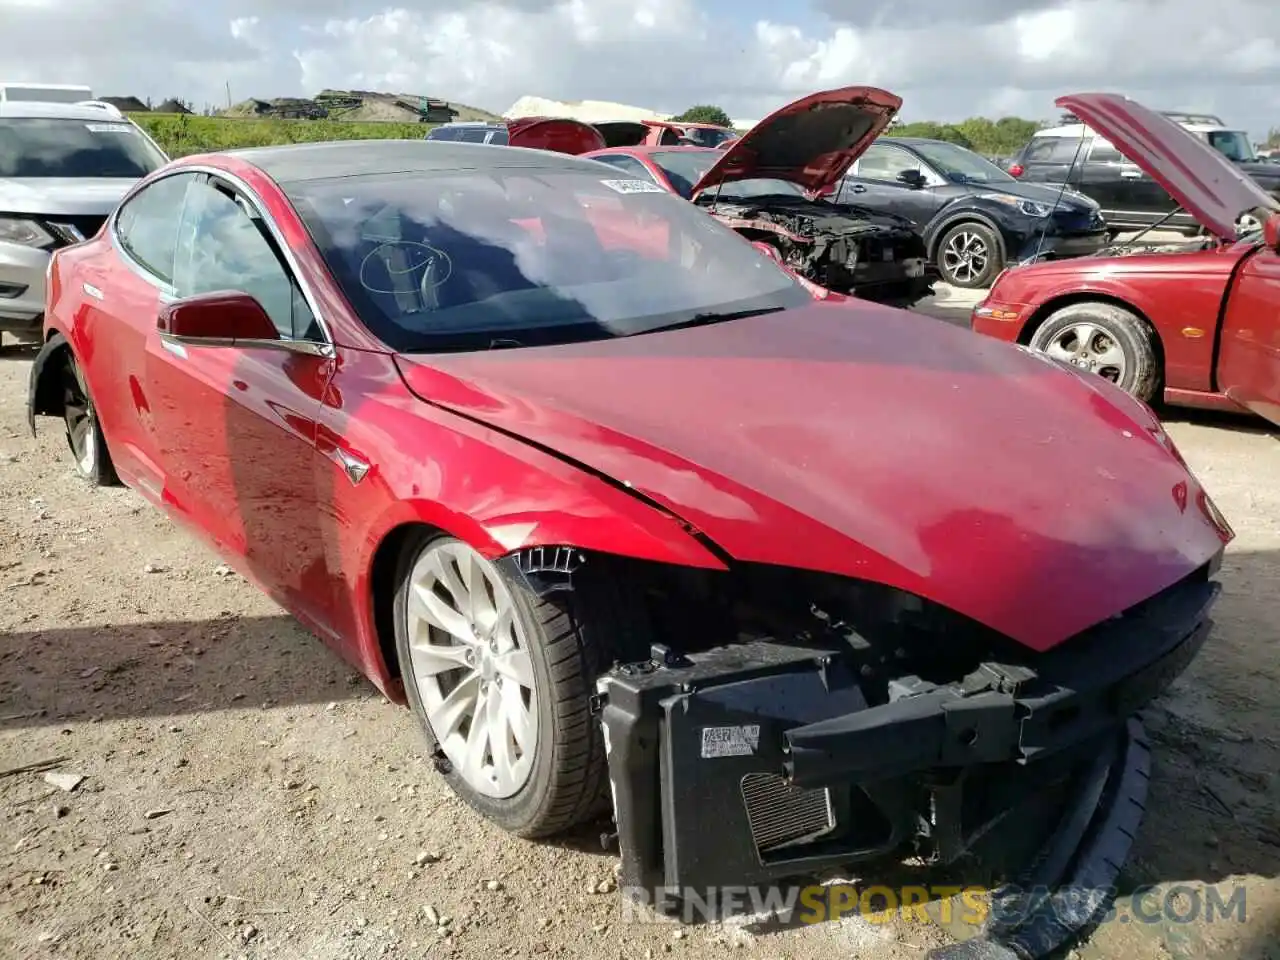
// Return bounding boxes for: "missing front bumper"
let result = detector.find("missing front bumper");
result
[594,576,1217,943]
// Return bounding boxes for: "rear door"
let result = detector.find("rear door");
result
[1217,245,1280,424]
[144,172,340,630]
[842,142,946,227]
[1015,135,1086,188]
[1080,137,1190,230]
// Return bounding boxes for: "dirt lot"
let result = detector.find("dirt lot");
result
[2,336,1279,960]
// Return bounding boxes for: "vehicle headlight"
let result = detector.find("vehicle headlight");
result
[979,194,1054,218]
[0,217,56,249]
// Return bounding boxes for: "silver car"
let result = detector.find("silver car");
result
[0,101,168,342]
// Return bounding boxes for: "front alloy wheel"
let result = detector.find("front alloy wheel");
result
[403,539,538,799]
[937,223,1002,288]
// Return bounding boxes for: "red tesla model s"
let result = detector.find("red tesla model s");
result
[27,138,1232,947]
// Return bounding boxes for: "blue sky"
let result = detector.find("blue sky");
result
[4,0,1280,139]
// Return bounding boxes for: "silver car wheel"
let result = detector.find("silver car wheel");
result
[403,540,538,799]
[1043,321,1127,383]
[942,231,989,285]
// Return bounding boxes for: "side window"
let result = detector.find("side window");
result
[853,143,921,182]
[1023,138,1060,163]
[460,127,491,143]
[114,173,195,284]
[592,154,657,182]
[172,178,320,341]
[1088,138,1123,162]
[1028,137,1087,164]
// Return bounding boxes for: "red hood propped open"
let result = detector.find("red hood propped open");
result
[691,86,901,197]
[1057,93,1279,241]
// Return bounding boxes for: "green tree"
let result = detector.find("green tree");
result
[672,105,733,127]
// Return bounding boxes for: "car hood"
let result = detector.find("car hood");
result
[969,179,1100,211]
[393,302,1228,653]
[692,87,901,197]
[0,177,136,216]
[1057,93,1279,241]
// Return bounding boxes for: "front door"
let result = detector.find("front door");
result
[1218,245,1280,425]
[842,143,945,228]
[144,172,341,631]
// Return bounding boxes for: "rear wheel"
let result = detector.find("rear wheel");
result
[936,222,1003,288]
[393,533,651,837]
[1028,301,1159,403]
[62,353,118,486]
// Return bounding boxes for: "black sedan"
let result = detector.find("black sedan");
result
[827,137,1109,288]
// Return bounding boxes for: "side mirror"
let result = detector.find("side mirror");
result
[157,291,279,344]
[1265,212,1280,252]
[897,170,927,189]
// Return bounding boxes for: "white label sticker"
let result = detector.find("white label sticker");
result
[600,178,667,195]
[85,122,132,133]
[700,725,761,758]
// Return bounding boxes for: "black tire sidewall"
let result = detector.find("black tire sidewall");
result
[392,532,564,834]
[937,222,1003,288]
[63,355,112,485]
[1029,303,1159,402]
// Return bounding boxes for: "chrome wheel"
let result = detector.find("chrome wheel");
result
[403,540,538,799]
[1043,322,1127,383]
[62,360,96,476]
[942,230,989,285]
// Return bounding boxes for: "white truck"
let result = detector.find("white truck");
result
[0,83,94,104]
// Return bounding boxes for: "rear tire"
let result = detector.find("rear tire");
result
[1028,302,1159,403]
[393,533,652,837]
[62,352,118,486]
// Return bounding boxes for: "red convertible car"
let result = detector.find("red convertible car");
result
[973,93,1280,423]
[28,138,1231,956]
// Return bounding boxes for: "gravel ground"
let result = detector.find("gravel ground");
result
[2,321,1278,960]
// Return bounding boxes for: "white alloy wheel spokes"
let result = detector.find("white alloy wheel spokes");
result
[404,541,538,798]
[1044,322,1127,383]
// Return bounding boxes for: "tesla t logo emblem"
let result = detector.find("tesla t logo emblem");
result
[335,448,370,485]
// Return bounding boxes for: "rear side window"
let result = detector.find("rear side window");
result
[1088,139,1123,162]
[426,127,461,141]
[114,173,195,284]
[1023,137,1086,164]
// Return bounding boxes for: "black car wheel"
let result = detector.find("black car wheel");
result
[1029,302,1159,403]
[937,222,1003,288]
[62,353,118,486]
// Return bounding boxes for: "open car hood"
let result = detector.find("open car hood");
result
[691,86,901,197]
[1057,93,1279,241]
[394,301,1228,653]
[505,117,606,155]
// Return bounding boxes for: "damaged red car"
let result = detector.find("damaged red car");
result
[973,92,1280,422]
[584,87,935,306]
[29,136,1232,959]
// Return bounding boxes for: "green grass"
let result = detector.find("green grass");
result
[130,113,437,158]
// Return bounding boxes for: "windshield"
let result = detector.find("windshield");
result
[1205,130,1256,162]
[0,118,166,178]
[911,141,1014,184]
[286,168,808,353]
[647,150,717,198]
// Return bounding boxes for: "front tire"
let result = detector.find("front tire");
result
[1028,301,1159,403]
[936,222,1003,288]
[393,533,650,838]
[62,352,118,486]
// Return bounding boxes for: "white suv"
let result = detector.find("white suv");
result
[0,101,168,342]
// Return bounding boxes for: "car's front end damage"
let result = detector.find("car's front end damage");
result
[701,196,934,306]
[572,551,1222,958]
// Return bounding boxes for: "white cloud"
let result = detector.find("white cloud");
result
[1,0,1278,138]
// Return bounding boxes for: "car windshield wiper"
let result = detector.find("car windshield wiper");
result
[643,306,786,335]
